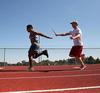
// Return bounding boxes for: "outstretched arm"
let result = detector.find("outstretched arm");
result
[52,28,71,36]
[55,32,70,36]
[32,31,52,39]
[39,33,52,39]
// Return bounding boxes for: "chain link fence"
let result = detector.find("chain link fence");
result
[0,48,100,66]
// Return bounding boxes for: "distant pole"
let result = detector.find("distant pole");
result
[38,36,42,63]
[4,48,6,66]
[39,35,40,44]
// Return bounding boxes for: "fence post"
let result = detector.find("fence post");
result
[38,36,41,63]
[4,48,6,66]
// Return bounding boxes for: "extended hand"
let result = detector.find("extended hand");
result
[48,37,53,39]
[70,36,74,40]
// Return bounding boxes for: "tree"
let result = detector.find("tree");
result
[67,58,76,65]
[39,60,51,66]
[17,62,22,66]
[95,58,100,64]
[85,56,95,64]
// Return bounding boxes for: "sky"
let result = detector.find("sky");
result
[0,0,100,48]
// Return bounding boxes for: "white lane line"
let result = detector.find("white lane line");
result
[0,74,100,80]
[0,67,4,70]
[2,86,100,93]
[0,68,100,74]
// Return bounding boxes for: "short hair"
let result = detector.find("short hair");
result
[26,24,33,30]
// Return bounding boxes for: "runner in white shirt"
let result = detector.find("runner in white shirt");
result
[70,27,83,46]
[54,21,86,70]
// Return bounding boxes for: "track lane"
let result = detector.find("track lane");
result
[0,64,100,93]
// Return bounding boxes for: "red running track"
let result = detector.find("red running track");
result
[0,64,100,93]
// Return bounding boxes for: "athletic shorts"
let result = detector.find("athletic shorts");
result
[69,46,83,57]
[28,44,40,56]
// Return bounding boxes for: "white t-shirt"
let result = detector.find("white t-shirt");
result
[70,27,83,46]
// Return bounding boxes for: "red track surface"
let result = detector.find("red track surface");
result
[0,64,100,93]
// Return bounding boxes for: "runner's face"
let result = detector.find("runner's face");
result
[71,24,77,29]
[27,27,32,32]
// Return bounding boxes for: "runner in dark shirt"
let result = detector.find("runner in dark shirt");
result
[26,24,52,71]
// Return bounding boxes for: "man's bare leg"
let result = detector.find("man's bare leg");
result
[76,57,86,70]
[33,50,49,58]
[28,55,33,71]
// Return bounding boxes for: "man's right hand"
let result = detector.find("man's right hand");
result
[47,37,53,39]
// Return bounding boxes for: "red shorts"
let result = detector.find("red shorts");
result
[69,46,83,57]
